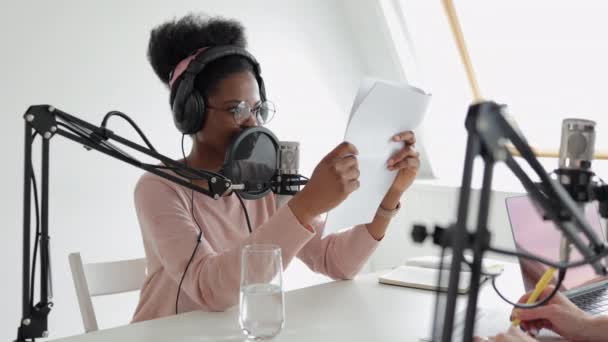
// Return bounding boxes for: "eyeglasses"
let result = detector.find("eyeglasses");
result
[208,100,276,125]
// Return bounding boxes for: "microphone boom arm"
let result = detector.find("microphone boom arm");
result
[16,104,236,341]
[480,103,606,266]
[418,101,608,342]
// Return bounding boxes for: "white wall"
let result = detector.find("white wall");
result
[0,0,372,339]
[370,183,524,271]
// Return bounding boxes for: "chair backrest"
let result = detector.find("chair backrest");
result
[68,252,146,333]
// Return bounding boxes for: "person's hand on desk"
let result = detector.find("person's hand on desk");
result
[508,286,608,341]
[476,286,608,341]
[519,259,566,293]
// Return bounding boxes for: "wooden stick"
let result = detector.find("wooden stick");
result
[506,145,608,160]
[441,0,608,161]
[441,0,483,102]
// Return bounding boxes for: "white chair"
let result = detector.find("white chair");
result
[68,252,147,332]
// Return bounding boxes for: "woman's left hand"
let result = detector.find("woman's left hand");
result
[386,131,420,194]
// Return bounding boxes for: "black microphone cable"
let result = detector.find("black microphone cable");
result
[100,110,157,152]
[175,134,203,315]
[173,134,254,314]
[235,192,253,234]
[29,133,41,310]
[27,133,53,342]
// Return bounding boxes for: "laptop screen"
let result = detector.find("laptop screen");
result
[506,195,606,291]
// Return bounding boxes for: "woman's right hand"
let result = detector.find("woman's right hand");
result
[289,142,360,225]
[511,286,603,341]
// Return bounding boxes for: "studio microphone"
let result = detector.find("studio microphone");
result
[555,119,597,266]
[221,127,308,201]
[274,141,305,207]
[555,118,597,202]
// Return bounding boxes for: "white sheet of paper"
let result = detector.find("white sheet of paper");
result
[421,307,518,341]
[323,78,431,236]
[349,78,376,123]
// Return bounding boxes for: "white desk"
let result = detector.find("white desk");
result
[52,263,526,342]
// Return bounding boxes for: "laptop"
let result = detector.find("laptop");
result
[506,195,608,315]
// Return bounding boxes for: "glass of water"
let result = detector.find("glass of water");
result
[239,244,284,340]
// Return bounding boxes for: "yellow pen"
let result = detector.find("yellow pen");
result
[511,267,557,327]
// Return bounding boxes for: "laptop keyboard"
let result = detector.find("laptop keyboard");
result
[571,287,608,315]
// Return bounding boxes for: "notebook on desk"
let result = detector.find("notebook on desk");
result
[378,265,488,294]
[405,254,505,275]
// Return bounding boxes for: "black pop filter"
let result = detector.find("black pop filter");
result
[222,126,279,199]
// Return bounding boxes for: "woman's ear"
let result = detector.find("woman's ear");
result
[194,129,205,143]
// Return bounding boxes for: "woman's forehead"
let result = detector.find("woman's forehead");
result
[211,72,260,103]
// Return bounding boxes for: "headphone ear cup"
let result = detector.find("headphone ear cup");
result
[181,90,206,135]
[257,76,267,102]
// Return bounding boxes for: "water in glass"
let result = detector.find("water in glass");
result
[239,283,284,339]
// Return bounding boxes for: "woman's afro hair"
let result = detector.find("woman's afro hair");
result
[147,14,247,86]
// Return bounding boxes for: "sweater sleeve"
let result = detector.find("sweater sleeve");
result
[296,216,380,280]
[134,177,314,311]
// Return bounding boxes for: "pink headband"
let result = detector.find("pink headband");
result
[169,47,209,89]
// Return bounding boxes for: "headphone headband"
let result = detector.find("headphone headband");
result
[169,47,208,89]
[170,45,267,134]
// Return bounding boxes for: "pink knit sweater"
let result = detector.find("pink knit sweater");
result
[131,171,379,322]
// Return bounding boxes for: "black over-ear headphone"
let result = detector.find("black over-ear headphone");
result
[170,45,267,135]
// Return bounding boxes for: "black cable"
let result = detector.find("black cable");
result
[439,232,603,311]
[235,192,253,234]
[146,165,205,179]
[143,163,223,180]
[488,245,608,270]
[481,243,606,310]
[57,121,139,163]
[175,134,203,315]
[174,235,201,315]
[71,119,201,314]
[64,114,227,182]
[63,116,229,183]
[459,255,565,311]
[56,122,92,140]
[101,111,157,152]
[172,135,255,312]
[30,134,40,308]
[57,122,116,155]
[490,267,566,309]
[170,168,206,180]
[59,119,219,182]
